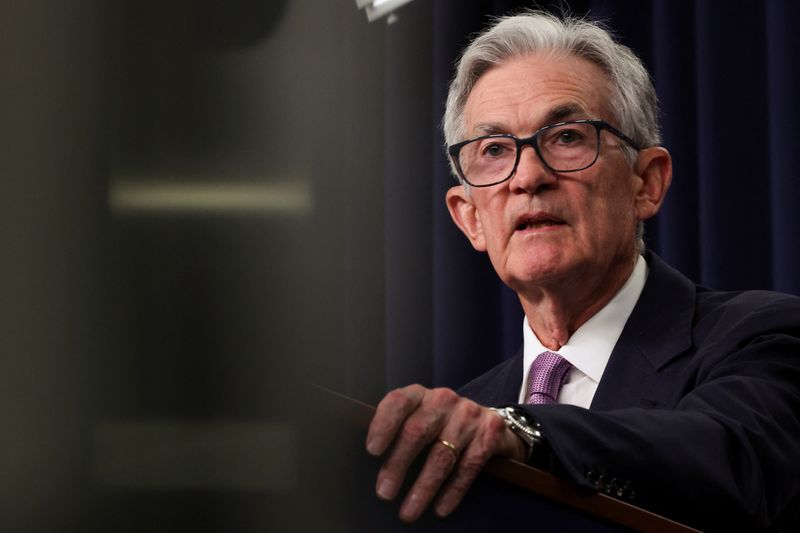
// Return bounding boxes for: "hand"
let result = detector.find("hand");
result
[365,385,526,522]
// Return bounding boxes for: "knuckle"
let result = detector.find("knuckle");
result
[382,385,423,413]
[384,387,411,408]
[428,387,458,407]
[402,418,432,442]
[485,410,507,433]
[462,400,483,420]
[445,397,484,426]
[471,429,503,461]
[402,384,425,400]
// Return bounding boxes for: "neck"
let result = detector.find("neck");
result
[519,253,639,350]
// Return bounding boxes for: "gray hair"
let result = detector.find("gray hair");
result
[443,10,658,251]
[443,10,660,163]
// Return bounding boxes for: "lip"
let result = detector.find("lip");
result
[513,211,567,233]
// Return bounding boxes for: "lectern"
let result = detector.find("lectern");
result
[310,387,699,532]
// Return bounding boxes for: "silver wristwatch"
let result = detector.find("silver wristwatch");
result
[491,406,544,462]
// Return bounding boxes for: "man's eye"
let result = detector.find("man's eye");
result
[482,143,508,157]
[556,129,583,144]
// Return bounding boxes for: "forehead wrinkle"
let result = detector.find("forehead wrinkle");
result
[464,55,611,140]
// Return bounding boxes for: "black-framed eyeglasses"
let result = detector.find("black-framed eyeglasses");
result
[447,119,641,188]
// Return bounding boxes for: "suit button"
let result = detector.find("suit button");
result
[613,478,632,498]
[622,481,635,500]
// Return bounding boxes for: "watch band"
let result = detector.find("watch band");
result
[491,406,550,467]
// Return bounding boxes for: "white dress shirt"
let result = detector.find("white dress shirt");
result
[519,255,649,407]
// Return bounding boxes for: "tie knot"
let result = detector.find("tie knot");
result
[527,351,572,405]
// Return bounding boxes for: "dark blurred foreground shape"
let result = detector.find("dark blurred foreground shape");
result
[1,0,386,530]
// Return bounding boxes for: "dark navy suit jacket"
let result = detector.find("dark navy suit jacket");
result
[459,252,800,532]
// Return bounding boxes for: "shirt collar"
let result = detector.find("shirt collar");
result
[522,255,649,383]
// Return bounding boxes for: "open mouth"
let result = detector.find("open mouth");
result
[516,214,565,231]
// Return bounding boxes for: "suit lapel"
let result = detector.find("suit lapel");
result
[495,350,525,405]
[591,252,696,410]
[459,350,524,407]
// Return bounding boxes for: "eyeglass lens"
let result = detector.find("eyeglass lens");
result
[457,122,600,186]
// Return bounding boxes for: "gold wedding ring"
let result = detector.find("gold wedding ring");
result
[437,439,460,461]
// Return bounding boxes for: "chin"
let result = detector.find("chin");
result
[502,263,572,291]
[489,244,581,287]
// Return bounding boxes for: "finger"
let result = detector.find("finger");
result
[395,396,484,521]
[433,409,512,517]
[431,445,484,518]
[398,438,464,522]
[366,385,425,456]
[374,404,447,502]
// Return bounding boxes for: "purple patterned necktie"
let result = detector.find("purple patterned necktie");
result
[527,351,572,405]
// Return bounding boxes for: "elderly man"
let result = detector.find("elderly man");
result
[365,11,800,532]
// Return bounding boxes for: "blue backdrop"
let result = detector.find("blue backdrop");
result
[382,0,800,395]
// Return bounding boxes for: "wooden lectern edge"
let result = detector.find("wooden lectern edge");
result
[482,459,699,533]
[314,385,700,533]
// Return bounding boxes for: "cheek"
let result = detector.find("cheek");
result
[590,190,637,244]
[576,185,633,243]
[476,197,508,240]
[483,223,507,256]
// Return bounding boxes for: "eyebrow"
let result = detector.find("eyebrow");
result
[544,103,587,124]
[472,103,589,136]
[474,122,509,135]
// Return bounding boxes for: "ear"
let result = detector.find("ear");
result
[446,185,487,251]
[633,147,672,222]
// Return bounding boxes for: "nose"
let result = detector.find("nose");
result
[508,144,557,193]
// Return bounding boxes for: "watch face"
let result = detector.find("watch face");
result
[507,406,531,425]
